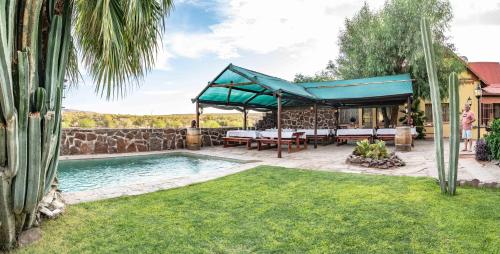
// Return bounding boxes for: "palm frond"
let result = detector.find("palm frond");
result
[74,0,173,99]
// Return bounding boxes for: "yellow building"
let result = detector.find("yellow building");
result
[418,62,500,139]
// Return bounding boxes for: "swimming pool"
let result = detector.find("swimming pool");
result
[57,153,241,193]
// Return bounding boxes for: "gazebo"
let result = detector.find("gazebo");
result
[192,64,413,158]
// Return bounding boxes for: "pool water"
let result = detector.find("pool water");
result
[57,153,241,193]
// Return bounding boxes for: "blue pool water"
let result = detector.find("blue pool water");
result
[57,153,241,193]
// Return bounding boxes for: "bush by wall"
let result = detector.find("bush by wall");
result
[485,119,500,160]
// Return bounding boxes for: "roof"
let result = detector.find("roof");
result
[468,62,500,85]
[483,84,500,96]
[299,74,413,107]
[193,64,413,110]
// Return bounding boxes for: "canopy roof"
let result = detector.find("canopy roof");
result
[193,64,413,110]
[300,74,413,107]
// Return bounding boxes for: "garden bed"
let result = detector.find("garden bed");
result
[346,152,405,169]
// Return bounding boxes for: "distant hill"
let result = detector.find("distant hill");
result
[62,111,264,129]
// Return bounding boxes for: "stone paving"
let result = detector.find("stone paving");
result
[63,140,499,204]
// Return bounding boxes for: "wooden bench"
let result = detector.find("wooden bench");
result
[306,135,331,145]
[223,137,254,149]
[256,139,293,153]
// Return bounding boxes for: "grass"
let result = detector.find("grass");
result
[18,166,499,253]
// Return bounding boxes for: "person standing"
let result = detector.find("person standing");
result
[461,104,475,151]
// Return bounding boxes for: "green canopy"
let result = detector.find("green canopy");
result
[300,74,413,107]
[193,64,413,110]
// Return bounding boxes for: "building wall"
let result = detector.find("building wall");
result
[60,127,237,156]
[418,70,489,139]
[255,106,408,130]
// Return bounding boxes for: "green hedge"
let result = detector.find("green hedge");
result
[486,119,500,160]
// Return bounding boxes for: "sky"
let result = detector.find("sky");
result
[64,0,500,115]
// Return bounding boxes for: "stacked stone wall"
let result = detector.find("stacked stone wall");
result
[60,127,237,156]
[255,107,337,130]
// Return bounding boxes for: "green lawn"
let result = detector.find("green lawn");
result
[18,166,499,253]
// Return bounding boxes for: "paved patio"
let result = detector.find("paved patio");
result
[63,140,499,204]
[190,140,500,183]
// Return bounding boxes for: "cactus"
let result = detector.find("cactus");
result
[448,72,460,195]
[420,18,447,194]
[0,0,72,249]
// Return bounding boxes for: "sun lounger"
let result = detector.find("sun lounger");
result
[336,128,374,145]
[297,129,333,145]
[256,138,294,153]
[223,130,261,149]
[258,131,307,151]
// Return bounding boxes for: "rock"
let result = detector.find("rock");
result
[127,143,137,152]
[470,179,480,187]
[74,132,86,140]
[69,146,80,155]
[86,133,97,141]
[94,142,108,154]
[39,207,54,218]
[17,228,42,248]
[52,200,65,210]
[116,137,127,153]
[80,142,92,154]
[150,137,163,151]
[361,162,370,167]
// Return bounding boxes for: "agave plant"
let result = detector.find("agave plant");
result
[0,0,174,249]
[354,139,371,157]
[367,141,388,160]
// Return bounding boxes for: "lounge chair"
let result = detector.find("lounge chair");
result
[257,131,307,151]
[297,129,333,145]
[223,130,261,149]
[335,128,374,145]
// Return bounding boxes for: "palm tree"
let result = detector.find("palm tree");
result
[0,0,173,249]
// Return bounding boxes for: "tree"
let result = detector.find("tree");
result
[307,0,464,128]
[293,61,337,83]
[0,0,174,249]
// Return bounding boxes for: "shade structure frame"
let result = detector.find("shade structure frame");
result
[193,64,414,112]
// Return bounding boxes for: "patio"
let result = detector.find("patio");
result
[192,140,500,184]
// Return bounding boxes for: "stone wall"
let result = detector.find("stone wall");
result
[60,127,237,156]
[255,107,337,130]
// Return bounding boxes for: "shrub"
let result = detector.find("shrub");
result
[354,140,389,160]
[485,119,500,160]
[475,139,490,161]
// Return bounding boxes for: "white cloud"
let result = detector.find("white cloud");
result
[161,0,385,73]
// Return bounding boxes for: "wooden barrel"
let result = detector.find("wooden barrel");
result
[186,128,201,150]
[395,126,412,151]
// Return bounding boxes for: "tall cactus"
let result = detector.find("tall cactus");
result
[420,18,447,193]
[448,72,460,195]
[1,0,174,249]
[0,0,71,249]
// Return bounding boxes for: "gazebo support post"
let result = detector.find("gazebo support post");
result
[277,93,282,158]
[243,107,248,130]
[314,103,318,149]
[375,108,379,128]
[407,96,413,126]
[195,100,200,128]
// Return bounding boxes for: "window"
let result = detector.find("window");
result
[482,103,493,126]
[441,103,449,122]
[362,108,373,128]
[494,104,500,119]
[425,103,449,123]
[425,104,433,123]
[339,109,358,125]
